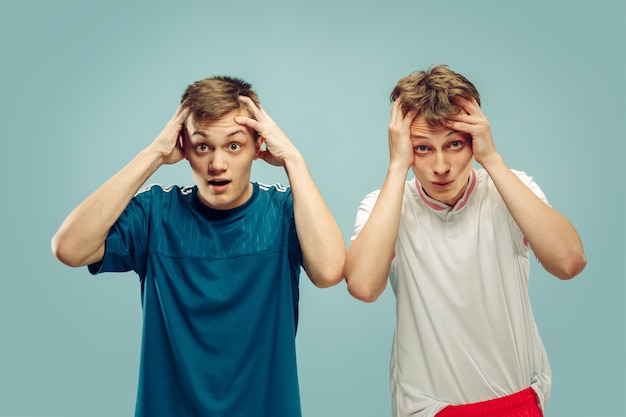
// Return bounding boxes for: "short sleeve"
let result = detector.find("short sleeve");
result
[513,169,550,206]
[350,190,381,242]
[88,188,152,277]
[285,188,303,270]
[509,170,550,253]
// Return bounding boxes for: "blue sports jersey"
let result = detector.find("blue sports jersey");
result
[89,182,303,417]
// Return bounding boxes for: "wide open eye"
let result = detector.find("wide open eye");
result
[414,145,429,154]
[195,143,209,152]
[229,143,242,151]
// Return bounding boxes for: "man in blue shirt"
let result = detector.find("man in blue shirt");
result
[51,76,345,417]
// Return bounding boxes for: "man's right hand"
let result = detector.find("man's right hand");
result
[149,104,190,165]
[388,100,417,172]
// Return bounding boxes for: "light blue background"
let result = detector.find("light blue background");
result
[1,1,624,416]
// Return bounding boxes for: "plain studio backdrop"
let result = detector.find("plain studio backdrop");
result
[1,1,624,416]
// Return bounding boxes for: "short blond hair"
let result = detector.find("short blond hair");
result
[181,76,261,123]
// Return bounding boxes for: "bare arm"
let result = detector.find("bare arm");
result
[344,102,418,302]
[284,155,345,288]
[51,106,189,267]
[235,97,345,288]
[446,97,587,279]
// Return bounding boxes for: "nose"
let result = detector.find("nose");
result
[433,152,450,175]
[209,150,227,171]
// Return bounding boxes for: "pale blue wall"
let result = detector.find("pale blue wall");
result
[1,1,624,416]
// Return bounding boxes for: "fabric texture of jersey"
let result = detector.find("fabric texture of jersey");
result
[351,169,551,417]
[89,182,303,417]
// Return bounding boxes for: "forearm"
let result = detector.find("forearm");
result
[51,147,164,267]
[284,154,345,288]
[482,154,587,279]
[344,163,407,302]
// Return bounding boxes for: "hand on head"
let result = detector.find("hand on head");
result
[235,96,301,166]
[444,96,498,167]
[150,104,190,165]
[388,100,418,171]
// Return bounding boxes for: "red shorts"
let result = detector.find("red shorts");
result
[436,387,543,417]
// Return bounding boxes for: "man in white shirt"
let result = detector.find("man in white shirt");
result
[344,65,587,417]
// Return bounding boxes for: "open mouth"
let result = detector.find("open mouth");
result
[208,180,231,186]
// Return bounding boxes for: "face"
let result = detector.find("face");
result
[409,115,474,206]
[183,110,260,210]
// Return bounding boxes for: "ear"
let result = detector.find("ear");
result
[254,136,264,160]
[179,129,190,160]
[181,139,188,160]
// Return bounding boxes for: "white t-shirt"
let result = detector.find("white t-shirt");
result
[352,169,551,417]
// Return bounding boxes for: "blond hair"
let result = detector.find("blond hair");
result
[390,65,480,126]
[181,76,261,123]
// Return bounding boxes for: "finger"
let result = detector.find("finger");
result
[390,100,403,121]
[172,106,191,128]
[238,95,262,115]
[446,112,472,122]
[404,109,418,125]
[452,96,481,115]
[390,100,418,123]
[443,119,474,135]
[234,114,260,131]
[452,95,469,104]
[173,104,186,119]
[238,95,256,106]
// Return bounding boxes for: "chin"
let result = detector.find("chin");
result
[429,191,456,206]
